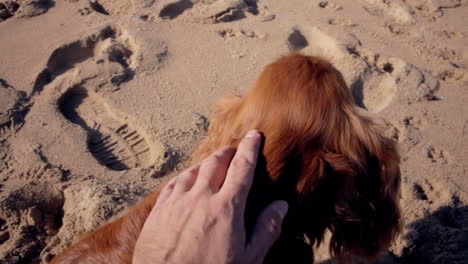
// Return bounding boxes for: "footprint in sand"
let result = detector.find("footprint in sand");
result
[405,0,465,20]
[217,28,266,39]
[411,179,453,207]
[412,183,429,201]
[25,26,162,172]
[318,1,342,10]
[156,0,274,23]
[0,0,54,22]
[0,217,9,245]
[327,18,357,27]
[385,23,408,35]
[0,184,64,263]
[12,26,140,154]
[33,26,138,96]
[285,27,398,112]
[359,0,414,24]
[158,0,193,19]
[59,86,152,171]
[435,30,464,39]
[362,0,465,23]
[0,1,19,21]
[426,145,451,165]
[0,79,27,139]
[285,27,440,112]
[88,0,134,16]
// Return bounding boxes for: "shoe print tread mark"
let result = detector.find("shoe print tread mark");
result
[59,86,152,171]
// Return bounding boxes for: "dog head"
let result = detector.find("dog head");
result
[192,53,401,261]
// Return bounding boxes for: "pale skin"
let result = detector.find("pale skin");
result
[133,130,289,264]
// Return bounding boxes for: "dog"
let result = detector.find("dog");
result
[51,53,401,263]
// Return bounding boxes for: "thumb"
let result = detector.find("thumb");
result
[246,200,288,263]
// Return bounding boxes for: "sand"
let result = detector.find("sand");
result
[0,0,467,263]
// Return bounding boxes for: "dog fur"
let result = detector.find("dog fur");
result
[51,53,401,264]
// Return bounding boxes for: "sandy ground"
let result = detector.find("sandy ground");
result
[0,0,467,263]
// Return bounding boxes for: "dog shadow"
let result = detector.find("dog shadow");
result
[397,204,468,264]
[315,204,467,264]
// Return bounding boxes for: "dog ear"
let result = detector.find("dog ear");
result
[325,127,401,261]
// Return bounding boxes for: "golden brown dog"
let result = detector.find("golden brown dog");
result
[52,53,401,264]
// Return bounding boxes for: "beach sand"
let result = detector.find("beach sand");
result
[0,0,467,263]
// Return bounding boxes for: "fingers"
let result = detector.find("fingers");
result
[246,200,288,263]
[153,177,177,210]
[172,165,200,195]
[220,130,262,206]
[193,146,235,193]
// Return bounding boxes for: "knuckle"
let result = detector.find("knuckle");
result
[204,155,222,165]
[231,156,254,170]
[178,171,194,184]
[226,194,243,211]
[186,165,200,174]
[220,205,235,219]
[264,212,282,235]
[166,177,177,186]
[181,166,197,176]
[204,214,219,228]
[233,182,250,196]
[216,199,235,217]
[182,170,196,179]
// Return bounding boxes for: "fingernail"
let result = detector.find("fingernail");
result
[276,201,288,219]
[245,130,259,138]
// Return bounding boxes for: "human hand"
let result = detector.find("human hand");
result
[133,130,288,264]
